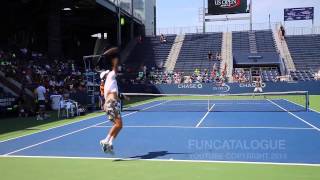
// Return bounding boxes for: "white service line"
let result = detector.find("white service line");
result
[267,99,320,132]
[92,125,314,130]
[3,101,168,156]
[1,155,320,167]
[196,104,215,128]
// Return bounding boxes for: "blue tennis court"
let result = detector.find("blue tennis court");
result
[1,99,320,165]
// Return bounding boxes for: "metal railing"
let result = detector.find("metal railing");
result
[150,22,281,35]
[284,26,320,36]
[150,22,319,35]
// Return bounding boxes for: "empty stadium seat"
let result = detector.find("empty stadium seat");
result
[126,35,177,71]
[174,33,222,73]
[286,34,320,72]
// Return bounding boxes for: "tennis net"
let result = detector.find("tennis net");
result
[122,91,309,112]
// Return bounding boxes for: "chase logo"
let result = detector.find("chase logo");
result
[239,82,266,88]
[178,84,203,89]
[214,0,241,9]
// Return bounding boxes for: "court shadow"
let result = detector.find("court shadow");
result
[113,151,189,162]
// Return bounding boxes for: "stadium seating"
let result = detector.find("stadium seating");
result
[232,31,250,52]
[233,30,277,53]
[261,68,280,82]
[126,35,176,71]
[290,70,316,81]
[255,30,277,52]
[286,34,320,72]
[232,30,280,82]
[174,33,222,73]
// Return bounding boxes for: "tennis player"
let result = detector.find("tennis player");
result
[254,78,263,93]
[100,47,123,154]
[99,70,109,110]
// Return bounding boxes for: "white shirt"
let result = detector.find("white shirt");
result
[104,70,118,98]
[36,86,46,101]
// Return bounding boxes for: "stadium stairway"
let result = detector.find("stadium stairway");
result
[0,82,17,97]
[164,34,185,72]
[233,30,277,53]
[272,26,296,72]
[174,33,222,73]
[221,32,233,81]
[248,31,258,53]
[126,35,176,71]
[0,71,34,100]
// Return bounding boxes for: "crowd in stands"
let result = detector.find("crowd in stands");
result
[232,69,250,83]
[0,48,88,118]
[129,63,227,84]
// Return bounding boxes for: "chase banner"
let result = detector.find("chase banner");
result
[208,0,248,15]
[284,7,314,21]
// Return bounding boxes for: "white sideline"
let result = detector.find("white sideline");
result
[93,125,314,130]
[267,99,320,132]
[2,101,168,156]
[283,99,320,114]
[3,121,106,156]
[196,104,215,127]
[0,114,104,143]
[1,155,320,167]
[0,100,164,144]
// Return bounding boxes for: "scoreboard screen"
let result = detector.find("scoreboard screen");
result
[208,0,248,15]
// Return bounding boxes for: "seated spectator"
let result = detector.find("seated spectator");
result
[208,51,213,61]
[137,35,143,44]
[216,52,222,61]
[160,34,167,43]
[194,68,200,76]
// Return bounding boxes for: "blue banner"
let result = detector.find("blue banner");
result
[284,7,314,21]
[124,82,320,95]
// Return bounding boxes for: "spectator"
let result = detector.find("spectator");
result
[137,35,143,44]
[34,81,48,120]
[208,51,213,61]
[142,65,147,80]
[279,25,286,40]
[160,34,167,43]
[216,52,222,61]
[17,88,29,117]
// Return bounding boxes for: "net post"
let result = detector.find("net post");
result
[306,91,309,112]
[207,95,210,111]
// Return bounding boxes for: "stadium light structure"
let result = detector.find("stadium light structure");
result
[115,0,121,47]
[62,8,72,11]
[91,33,108,40]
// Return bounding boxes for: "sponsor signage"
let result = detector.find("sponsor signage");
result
[208,0,248,15]
[213,84,231,93]
[178,84,203,89]
[284,7,314,21]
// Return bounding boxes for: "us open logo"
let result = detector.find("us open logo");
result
[214,0,241,9]
[213,84,230,92]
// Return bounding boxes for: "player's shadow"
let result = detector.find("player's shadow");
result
[113,151,189,162]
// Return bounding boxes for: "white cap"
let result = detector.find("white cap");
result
[100,70,110,80]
